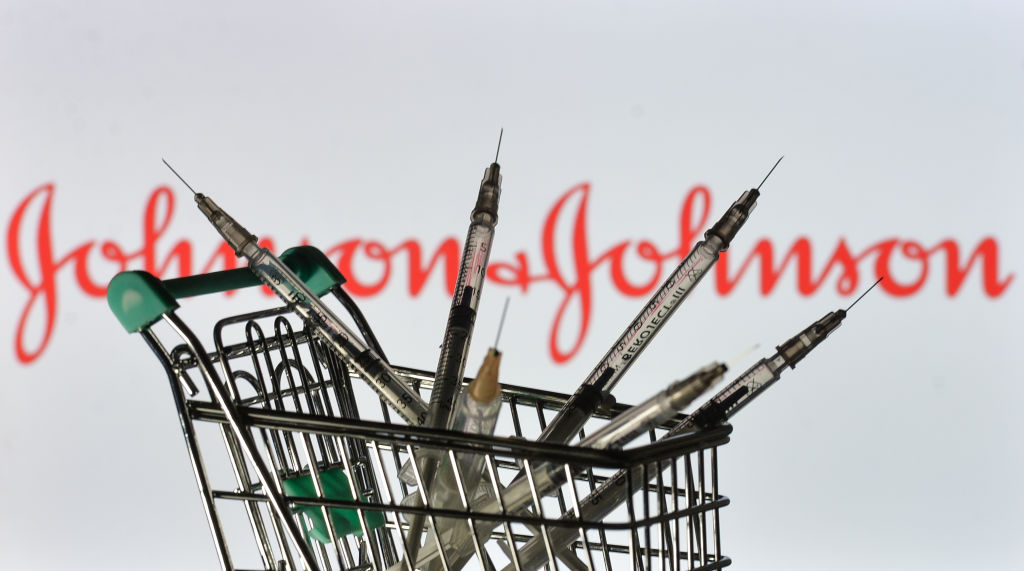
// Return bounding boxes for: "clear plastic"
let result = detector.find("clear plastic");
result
[429,222,497,426]
[428,164,501,428]
[246,246,430,425]
[704,355,786,421]
[538,236,725,445]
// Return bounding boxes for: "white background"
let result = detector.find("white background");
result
[2,1,1022,569]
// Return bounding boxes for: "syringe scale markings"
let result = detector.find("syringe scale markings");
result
[614,253,706,363]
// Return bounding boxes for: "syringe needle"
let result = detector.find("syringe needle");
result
[846,277,884,312]
[756,156,785,191]
[495,128,504,164]
[162,159,199,195]
[494,296,510,349]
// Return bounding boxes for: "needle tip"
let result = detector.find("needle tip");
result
[846,276,884,312]
[162,159,198,195]
[756,156,785,191]
[495,128,504,164]
[494,296,511,350]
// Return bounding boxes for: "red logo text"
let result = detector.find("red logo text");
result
[6,182,1014,364]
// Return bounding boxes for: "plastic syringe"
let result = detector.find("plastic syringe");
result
[508,285,881,571]
[163,160,430,426]
[428,134,503,430]
[536,157,783,446]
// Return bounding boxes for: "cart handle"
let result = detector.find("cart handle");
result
[107,245,346,333]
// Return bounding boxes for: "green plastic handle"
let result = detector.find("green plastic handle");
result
[107,245,346,333]
[282,467,385,541]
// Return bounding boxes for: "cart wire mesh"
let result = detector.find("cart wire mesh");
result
[131,287,731,571]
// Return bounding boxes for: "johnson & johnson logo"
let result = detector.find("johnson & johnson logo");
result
[6,181,1014,365]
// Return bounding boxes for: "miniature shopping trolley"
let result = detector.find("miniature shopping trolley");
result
[108,245,732,571]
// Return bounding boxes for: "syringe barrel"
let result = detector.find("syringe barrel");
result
[417,391,502,540]
[428,227,493,428]
[246,247,429,426]
[583,362,725,449]
[688,356,785,428]
[447,390,501,479]
[534,384,607,446]
[428,164,502,429]
[476,460,564,518]
[538,237,723,445]
[429,300,477,428]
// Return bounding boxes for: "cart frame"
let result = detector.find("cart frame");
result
[108,245,732,571]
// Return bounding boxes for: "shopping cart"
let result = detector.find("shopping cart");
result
[108,245,732,571]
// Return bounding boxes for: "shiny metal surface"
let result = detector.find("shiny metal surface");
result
[132,287,730,570]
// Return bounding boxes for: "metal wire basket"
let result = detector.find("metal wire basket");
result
[108,246,732,571]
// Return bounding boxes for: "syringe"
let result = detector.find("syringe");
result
[163,160,430,426]
[508,279,883,571]
[537,156,783,446]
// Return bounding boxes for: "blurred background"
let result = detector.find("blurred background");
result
[2,1,1022,569]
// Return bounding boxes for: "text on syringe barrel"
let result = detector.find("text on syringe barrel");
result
[686,354,787,429]
[605,238,722,370]
[247,248,429,425]
[538,236,724,445]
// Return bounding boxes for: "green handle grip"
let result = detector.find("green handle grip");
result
[282,467,385,541]
[107,245,346,333]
